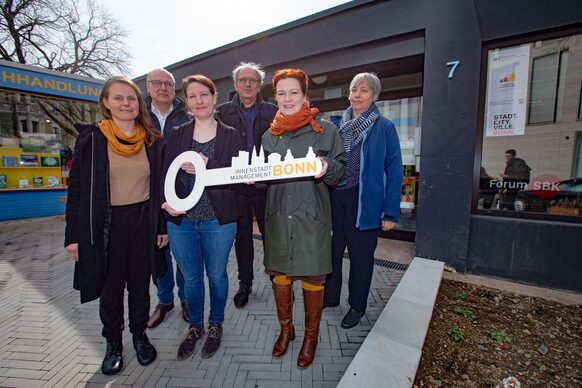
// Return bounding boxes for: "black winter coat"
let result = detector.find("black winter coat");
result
[161,119,243,225]
[65,123,167,303]
[216,93,277,152]
[216,93,277,196]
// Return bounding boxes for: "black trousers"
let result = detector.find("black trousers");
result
[324,186,379,312]
[100,201,151,340]
[234,192,266,285]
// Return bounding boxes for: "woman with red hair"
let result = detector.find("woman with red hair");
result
[261,68,346,368]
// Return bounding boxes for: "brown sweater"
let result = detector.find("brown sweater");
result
[108,145,150,206]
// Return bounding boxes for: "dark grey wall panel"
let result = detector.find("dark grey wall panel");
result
[414,0,482,268]
[475,0,582,41]
[468,215,582,292]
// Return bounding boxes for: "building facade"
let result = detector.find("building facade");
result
[0,61,102,220]
[135,0,582,292]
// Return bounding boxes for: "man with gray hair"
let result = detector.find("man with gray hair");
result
[216,62,277,308]
[145,68,191,327]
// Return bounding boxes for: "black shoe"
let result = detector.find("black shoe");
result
[323,301,339,309]
[201,323,222,359]
[177,324,205,360]
[101,338,123,375]
[233,282,252,308]
[133,331,157,366]
[341,308,365,329]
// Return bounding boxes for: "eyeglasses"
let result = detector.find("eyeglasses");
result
[148,80,175,89]
[236,77,259,85]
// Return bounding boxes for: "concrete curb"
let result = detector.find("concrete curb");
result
[338,257,444,387]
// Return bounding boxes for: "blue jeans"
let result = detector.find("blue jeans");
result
[167,219,236,326]
[156,248,186,305]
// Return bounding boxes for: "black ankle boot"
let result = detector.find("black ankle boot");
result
[101,338,123,375]
[133,331,157,366]
[234,282,252,308]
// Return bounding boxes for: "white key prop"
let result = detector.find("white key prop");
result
[164,146,323,211]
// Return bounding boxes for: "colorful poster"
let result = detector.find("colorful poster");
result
[400,176,417,209]
[485,44,531,137]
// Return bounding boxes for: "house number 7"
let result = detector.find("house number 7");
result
[446,61,460,79]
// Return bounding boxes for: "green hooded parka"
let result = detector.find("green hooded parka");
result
[261,117,346,276]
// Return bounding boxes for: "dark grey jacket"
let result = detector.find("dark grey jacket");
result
[216,93,277,196]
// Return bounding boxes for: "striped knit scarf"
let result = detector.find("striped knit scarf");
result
[338,103,380,158]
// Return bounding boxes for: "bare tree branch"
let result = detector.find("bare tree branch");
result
[1,0,130,76]
[1,0,131,138]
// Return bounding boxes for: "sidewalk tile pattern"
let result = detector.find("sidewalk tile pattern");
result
[0,217,403,387]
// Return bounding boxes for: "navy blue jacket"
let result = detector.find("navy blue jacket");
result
[147,97,192,137]
[354,117,403,230]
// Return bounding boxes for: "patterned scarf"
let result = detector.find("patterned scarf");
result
[269,101,323,135]
[338,102,380,157]
[98,119,146,156]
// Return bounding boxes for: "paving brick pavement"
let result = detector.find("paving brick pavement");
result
[0,216,404,388]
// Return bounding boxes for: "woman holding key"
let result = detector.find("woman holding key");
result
[161,75,242,361]
[261,68,346,368]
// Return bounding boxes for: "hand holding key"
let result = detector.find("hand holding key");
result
[162,201,186,217]
[181,154,207,174]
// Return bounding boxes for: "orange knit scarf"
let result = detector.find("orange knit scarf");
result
[98,119,146,156]
[269,101,323,135]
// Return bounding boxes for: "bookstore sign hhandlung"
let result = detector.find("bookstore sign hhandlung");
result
[0,63,102,103]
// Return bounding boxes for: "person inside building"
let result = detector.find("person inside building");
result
[146,68,192,328]
[498,148,531,210]
[323,72,403,329]
[161,75,242,361]
[64,76,168,375]
[261,68,346,369]
[216,62,277,309]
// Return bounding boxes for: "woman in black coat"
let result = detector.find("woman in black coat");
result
[65,76,168,375]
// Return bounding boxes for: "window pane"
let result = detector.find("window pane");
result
[529,53,558,124]
[555,50,569,122]
[480,34,582,218]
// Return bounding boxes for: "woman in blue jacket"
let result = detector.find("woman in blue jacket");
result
[323,72,403,329]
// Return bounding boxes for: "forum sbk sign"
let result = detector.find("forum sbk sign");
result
[485,44,531,137]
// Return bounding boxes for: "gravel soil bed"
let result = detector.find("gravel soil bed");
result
[414,279,582,387]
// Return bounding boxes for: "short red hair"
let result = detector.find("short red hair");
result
[272,68,308,95]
